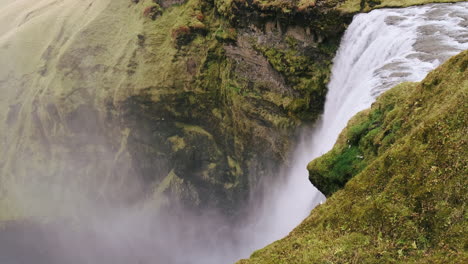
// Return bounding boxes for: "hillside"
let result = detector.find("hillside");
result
[0,0,467,263]
[2,0,464,221]
[0,0,348,219]
[238,49,467,263]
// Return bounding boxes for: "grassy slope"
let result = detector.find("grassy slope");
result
[0,0,240,218]
[0,0,119,221]
[224,0,468,14]
[338,0,468,12]
[338,0,465,13]
[238,50,467,263]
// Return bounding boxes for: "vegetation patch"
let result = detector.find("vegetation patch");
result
[338,0,468,13]
[143,4,163,20]
[253,43,332,120]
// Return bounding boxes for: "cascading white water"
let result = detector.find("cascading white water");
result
[0,2,467,264]
[242,2,468,259]
[313,2,468,155]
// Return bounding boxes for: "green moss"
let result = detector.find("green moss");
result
[309,145,367,196]
[215,0,467,24]
[254,44,332,120]
[253,0,296,13]
[176,122,214,139]
[227,156,243,177]
[214,0,235,19]
[338,0,467,13]
[155,169,179,194]
[142,4,163,20]
[238,50,468,264]
[308,81,413,196]
[213,24,237,42]
[2,0,462,223]
[168,135,187,151]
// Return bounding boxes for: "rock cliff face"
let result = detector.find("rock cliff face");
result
[239,49,467,264]
[0,0,465,220]
[0,0,353,218]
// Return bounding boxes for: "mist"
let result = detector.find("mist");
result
[0,1,321,262]
[1,0,467,264]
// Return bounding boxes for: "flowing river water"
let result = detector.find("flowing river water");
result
[0,2,467,264]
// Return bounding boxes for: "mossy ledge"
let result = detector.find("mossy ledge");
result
[238,50,468,263]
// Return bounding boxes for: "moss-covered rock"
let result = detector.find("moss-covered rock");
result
[0,0,345,219]
[338,0,467,13]
[238,50,468,264]
[1,0,465,222]
[307,94,405,196]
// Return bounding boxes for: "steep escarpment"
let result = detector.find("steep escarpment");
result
[0,0,352,219]
[1,0,465,220]
[239,50,467,264]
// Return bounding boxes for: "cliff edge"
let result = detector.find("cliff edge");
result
[239,49,467,264]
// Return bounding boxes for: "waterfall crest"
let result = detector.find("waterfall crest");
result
[315,2,468,155]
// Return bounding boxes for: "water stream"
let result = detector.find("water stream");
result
[243,0,468,259]
[0,2,467,264]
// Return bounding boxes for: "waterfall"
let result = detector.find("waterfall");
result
[0,2,467,264]
[314,2,468,155]
[245,1,468,258]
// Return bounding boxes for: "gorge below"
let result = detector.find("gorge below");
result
[0,1,467,263]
